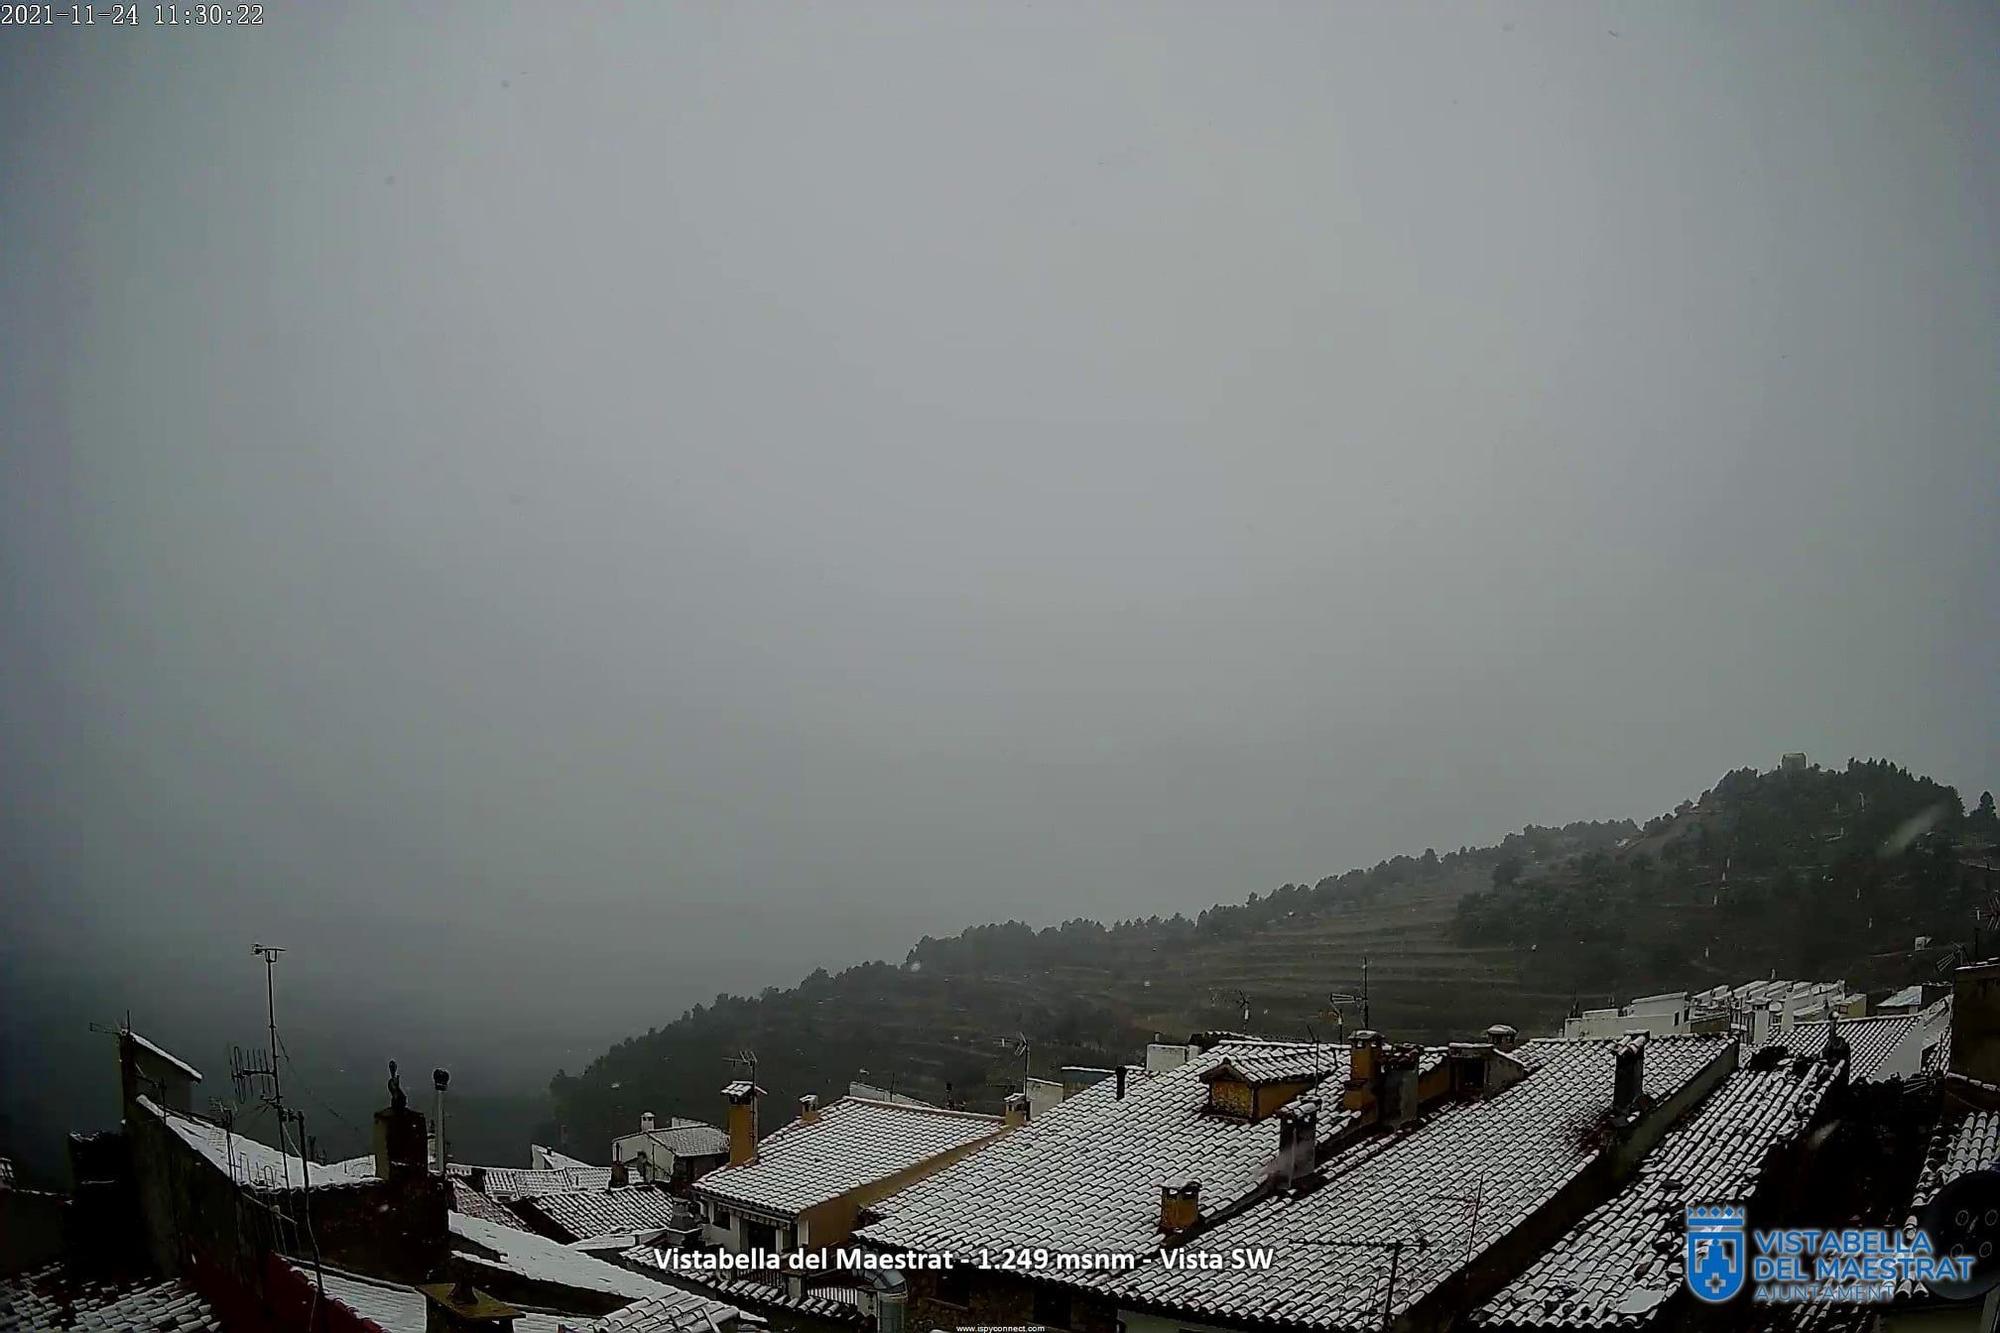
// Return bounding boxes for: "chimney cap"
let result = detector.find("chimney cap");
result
[721,1080,767,1101]
[1349,1030,1384,1046]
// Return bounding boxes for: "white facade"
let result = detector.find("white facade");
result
[1562,979,1863,1043]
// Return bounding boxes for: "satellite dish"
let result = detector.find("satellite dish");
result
[1919,1169,2000,1300]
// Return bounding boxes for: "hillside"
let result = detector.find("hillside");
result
[549,759,1999,1156]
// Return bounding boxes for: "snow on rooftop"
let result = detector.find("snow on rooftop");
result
[693,1097,1003,1217]
[451,1210,712,1304]
[451,1161,615,1198]
[1,1263,220,1333]
[138,1095,377,1193]
[124,1030,204,1082]
[860,1040,1354,1262]
[619,1122,732,1159]
[1473,1059,1837,1329]
[1911,1104,2000,1212]
[519,1186,687,1243]
[1753,1011,1924,1082]
[1107,1036,1736,1332]
[286,1259,745,1333]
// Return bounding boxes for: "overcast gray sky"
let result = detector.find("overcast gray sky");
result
[2,1,1995,1146]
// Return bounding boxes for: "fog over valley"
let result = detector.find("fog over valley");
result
[2,2,1995,1182]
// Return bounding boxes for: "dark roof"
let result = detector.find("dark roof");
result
[1473,1058,1838,1329]
[860,1040,1355,1261]
[453,1179,533,1228]
[693,1097,1002,1217]
[0,1263,219,1332]
[1105,1037,1735,1331]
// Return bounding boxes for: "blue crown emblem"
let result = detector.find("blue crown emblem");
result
[1685,1204,1747,1303]
[1687,1205,1747,1229]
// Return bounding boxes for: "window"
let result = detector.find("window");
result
[1032,1285,1071,1330]
[746,1219,778,1252]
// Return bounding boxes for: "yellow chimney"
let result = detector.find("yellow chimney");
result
[722,1080,764,1167]
[1158,1181,1202,1234]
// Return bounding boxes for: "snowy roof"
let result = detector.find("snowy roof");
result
[519,1186,688,1243]
[0,1263,219,1333]
[453,1179,533,1228]
[1911,1106,2000,1211]
[124,1030,204,1082]
[860,1040,1354,1261]
[1103,1036,1736,1331]
[1881,985,1927,1010]
[451,1161,616,1198]
[537,1145,601,1170]
[694,1097,1003,1218]
[1201,1046,1343,1086]
[1472,1058,1838,1329]
[1754,1012,1921,1081]
[286,1259,745,1333]
[451,1211,718,1305]
[849,1082,937,1108]
[619,1122,732,1159]
[623,1255,866,1325]
[137,1096,378,1194]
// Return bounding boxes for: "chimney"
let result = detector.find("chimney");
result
[418,1278,518,1332]
[1485,1024,1519,1053]
[609,1158,629,1188]
[1274,1098,1320,1187]
[1376,1045,1421,1127]
[1348,1030,1384,1084]
[1003,1092,1030,1129]
[798,1094,820,1125]
[722,1081,764,1167]
[1115,1067,1127,1100]
[1613,1031,1647,1112]
[640,1110,656,1132]
[1158,1181,1201,1235]
[373,1061,428,1182]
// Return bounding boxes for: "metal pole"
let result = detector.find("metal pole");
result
[1382,1239,1401,1332]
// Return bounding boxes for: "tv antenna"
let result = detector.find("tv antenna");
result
[727,1049,760,1086]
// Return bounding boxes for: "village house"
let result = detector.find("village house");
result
[0,1028,761,1333]
[690,1082,1009,1254]
[1562,977,1867,1043]
[611,1110,732,1189]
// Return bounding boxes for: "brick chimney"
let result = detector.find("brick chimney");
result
[1158,1181,1201,1235]
[1003,1092,1030,1128]
[799,1094,820,1126]
[722,1081,764,1167]
[1613,1031,1648,1112]
[1485,1024,1519,1053]
[418,1278,518,1332]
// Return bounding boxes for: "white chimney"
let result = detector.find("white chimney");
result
[640,1110,656,1132]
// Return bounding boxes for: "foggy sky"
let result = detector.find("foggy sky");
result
[3,2,1996,1153]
